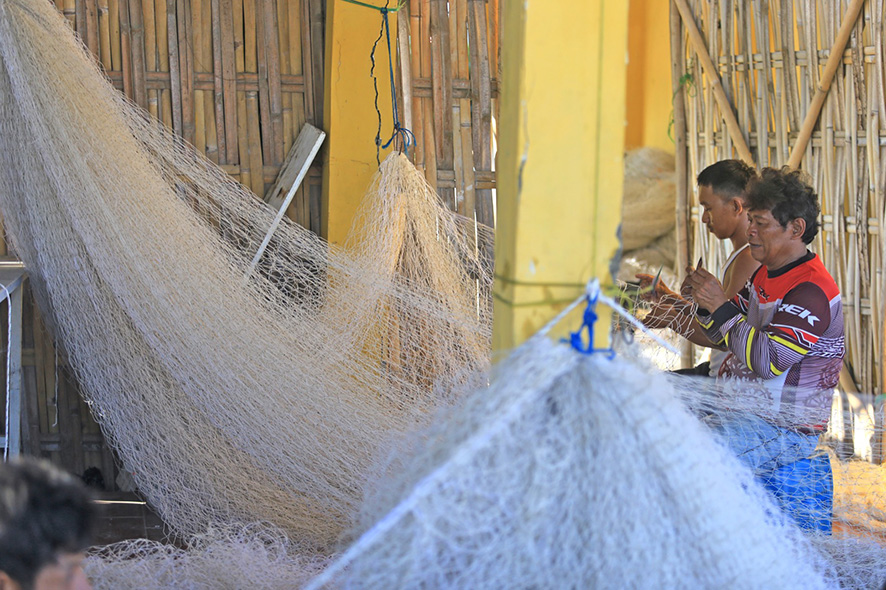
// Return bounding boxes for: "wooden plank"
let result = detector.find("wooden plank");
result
[468,0,492,226]
[143,0,158,119]
[249,124,326,278]
[84,0,101,58]
[192,0,205,152]
[263,123,326,208]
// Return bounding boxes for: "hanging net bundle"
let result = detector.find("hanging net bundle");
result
[0,0,491,550]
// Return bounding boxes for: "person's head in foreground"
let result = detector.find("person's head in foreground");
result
[745,167,820,269]
[696,159,757,241]
[0,458,94,590]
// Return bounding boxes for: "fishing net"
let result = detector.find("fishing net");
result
[304,335,886,589]
[0,0,491,549]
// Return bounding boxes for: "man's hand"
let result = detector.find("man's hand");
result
[685,266,730,312]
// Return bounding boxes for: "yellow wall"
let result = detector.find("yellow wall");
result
[322,2,396,245]
[493,2,629,352]
[625,0,673,152]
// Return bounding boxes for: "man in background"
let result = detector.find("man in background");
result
[686,167,844,471]
[0,458,95,590]
[638,159,760,376]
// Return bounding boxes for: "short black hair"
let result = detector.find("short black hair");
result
[746,167,820,245]
[0,458,95,588]
[696,159,757,200]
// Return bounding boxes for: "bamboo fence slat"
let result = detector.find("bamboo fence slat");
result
[675,0,886,406]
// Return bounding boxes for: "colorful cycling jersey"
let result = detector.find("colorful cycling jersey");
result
[697,251,844,426]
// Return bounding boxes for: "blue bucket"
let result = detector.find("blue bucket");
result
[757,452,833,532]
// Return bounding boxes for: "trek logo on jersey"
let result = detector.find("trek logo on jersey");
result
[778,302,820,327]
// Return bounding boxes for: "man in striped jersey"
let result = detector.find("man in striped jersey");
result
[685,167,844,472]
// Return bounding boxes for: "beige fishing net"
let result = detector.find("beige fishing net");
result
[0,0,491,550]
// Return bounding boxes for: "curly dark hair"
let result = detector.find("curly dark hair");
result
[0,458,95,588]
[746,167,820,244]
[696,159,757,200]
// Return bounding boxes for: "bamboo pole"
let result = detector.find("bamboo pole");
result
[156,0,172,128]
[670,1,690,277]
[210,0,228,161]
[109,0,121,70]
[262,0,284,165]
[97,0,112,69]
[119,0,134,98]
[672,0,754,165]
[397,0,413,134]
[143,0,158,120]
[786,0,866,170]
[167,1,183,136]
[129,0,147,109]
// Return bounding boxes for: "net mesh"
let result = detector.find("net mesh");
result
[0,0,491,549]
[3,0,886,588]
[307,337,886,590]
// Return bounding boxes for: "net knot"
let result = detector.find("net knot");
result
[566,279,615,358]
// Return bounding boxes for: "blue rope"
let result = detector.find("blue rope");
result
[565,292,615,358]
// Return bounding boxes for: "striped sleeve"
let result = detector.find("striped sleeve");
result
[705,282,831,380]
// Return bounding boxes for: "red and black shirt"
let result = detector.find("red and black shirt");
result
[698,251,844,426]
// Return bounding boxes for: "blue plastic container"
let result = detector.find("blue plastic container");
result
[757,452,833,532]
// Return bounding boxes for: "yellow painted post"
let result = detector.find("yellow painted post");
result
[493,1,629,352]
[322,1,397,244]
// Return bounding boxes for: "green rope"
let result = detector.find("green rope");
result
[492,282,642,310]
[340,0,406,12]
[493,274,586,289]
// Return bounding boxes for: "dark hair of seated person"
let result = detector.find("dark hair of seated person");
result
[0,458,95,589]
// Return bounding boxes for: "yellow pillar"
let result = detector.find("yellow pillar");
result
[625,0,674,153]
[322,1,397,244]
[493,2,629,352]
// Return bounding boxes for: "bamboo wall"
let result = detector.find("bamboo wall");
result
[397,0,499,227]
[671,0,884,395]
